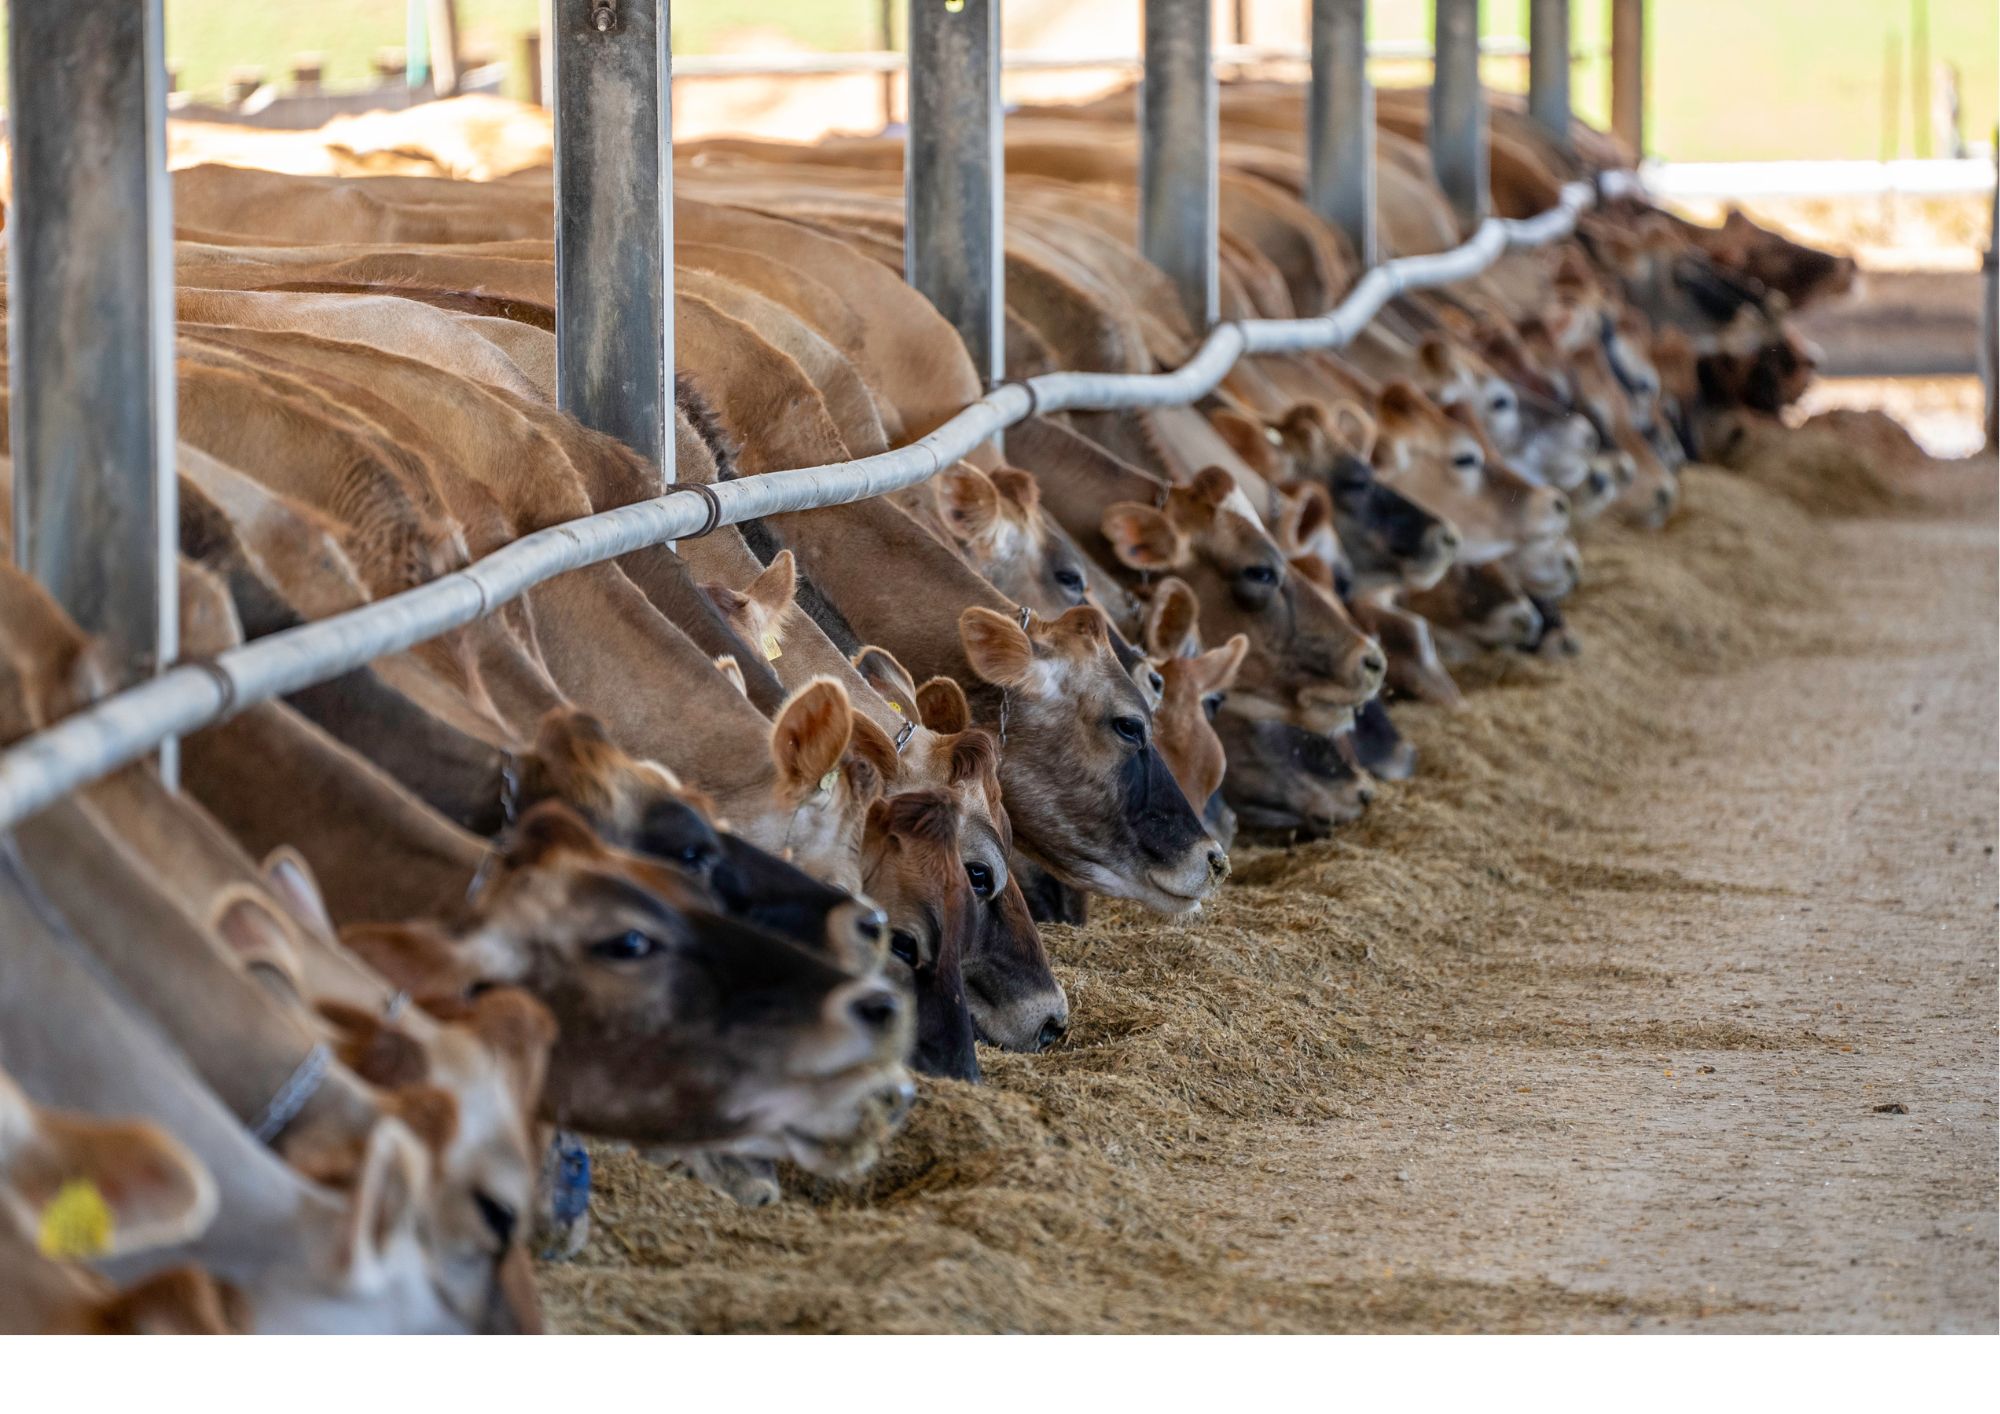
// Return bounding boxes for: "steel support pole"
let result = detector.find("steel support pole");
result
[7,0,178,705]
[1306,0,1376,269]
[553,0,674,479]
[1430,0,1489,232]
[1610,0,1644,158]
[906,0,1004,387]
[1527,0,1572,157]
[1140,0,1220,329]
[1982,140,1998,450]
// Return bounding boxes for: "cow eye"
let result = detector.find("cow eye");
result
[1451,450,1482,473]
[889,930,922,969]
[1147,669,1165,695]
[1240,563,1279,586]
[1111,715,1147,747]
[1488,391,1513,413]
[1202,691,1226,720]
[1053,567,1086,597]
[589,930,661,961]
[965,861,995,899]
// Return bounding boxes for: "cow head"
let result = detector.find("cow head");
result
[346,802,912,1165]
[860,651,1070,1055]
[1262,401,1460,591]
[1371,382,1571,560]
[513,707,888,969]
[1404,560,1545,661]
[1213,706,1374,840]
[958,603,1225,914]
[1416,335,1598,495]
[861,790,981,1082]
[1140,577,1247,824]
[1099,466,1385,728]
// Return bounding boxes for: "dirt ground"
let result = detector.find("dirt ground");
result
[543,401,1998,1334]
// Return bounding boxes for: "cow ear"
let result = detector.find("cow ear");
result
[381,1085,459,1162]
[3,1086,218,1259]
[336,1119,427,1279]
[1417,336,1456,381]
[208,886,305,984]
[1100,502,1185,571]
[770,678,853,796]
[1188,466,1239,510]
[1209,408,1280,474]
[1377,380,1426,422]
[846,712,902,785]
[744,550,797,619]
[317,999,430,1090]
[1273,481,1331,556]
[1192,634,1249,694]
[1050,605,1110,651]
[934,465,1002,544]
[340,922,486,1007]
[914,675,972,734]
[1143,576,1202,660]
[259,846,336,940]
[1325,399,1377,459]
[989,468,1041,518]
[525,707,618,805]
[502,801,604,871]
[958,606,1039,692]
[851,645,921,718]
[713,653,747,696]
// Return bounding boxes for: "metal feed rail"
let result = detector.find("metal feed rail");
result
[0,172,1628,833]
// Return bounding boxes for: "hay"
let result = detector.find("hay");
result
[539,427,1960,1333]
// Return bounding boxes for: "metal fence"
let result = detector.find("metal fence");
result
[0,0,1625,831]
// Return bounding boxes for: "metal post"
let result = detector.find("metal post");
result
[553,0,675,479]
[1527,0,1571,157]
[7,0,178,714]
[1140,0,1220,329]
[905,1,1004,387]
[1610,0,1644,158]
[1982,137,1997,451]
[1431,0,1488,231]
[429,0,464,98]
[1307,0,1376,269]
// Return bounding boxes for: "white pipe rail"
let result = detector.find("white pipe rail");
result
[0,174,1630,833]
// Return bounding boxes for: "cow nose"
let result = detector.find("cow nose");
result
[1359,648,1387,680]
[1036,1015,1068,1050]
[1586,469,1610,497]
[1206,848,1230,882]
[1549,493,1570,519]
[840,980,903,1037]
[1356,784,1376,807]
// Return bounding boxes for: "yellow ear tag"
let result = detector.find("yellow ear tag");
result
[817,767,840,796]
[762,632,783,661]
[38,1178,115,1260]
[887,700,904,716]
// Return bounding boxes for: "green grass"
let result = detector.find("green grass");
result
[2,3,1992,162]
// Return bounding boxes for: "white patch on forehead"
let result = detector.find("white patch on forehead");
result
[1217,484,1267,532]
